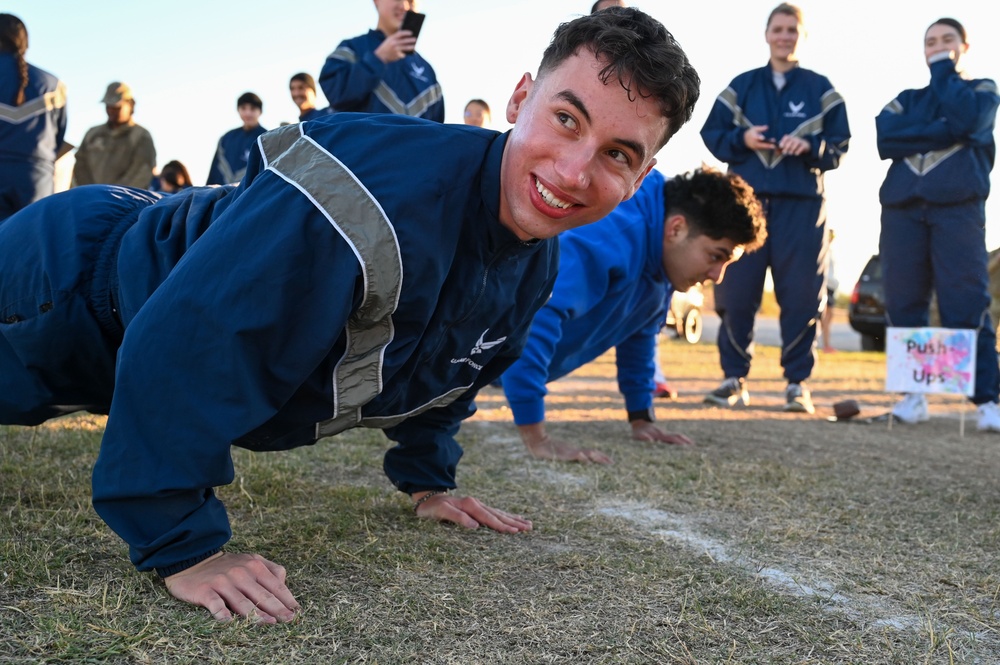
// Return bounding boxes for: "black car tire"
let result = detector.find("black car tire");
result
[860,333,885,352]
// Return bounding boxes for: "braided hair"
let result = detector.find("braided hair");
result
[0,14,29,106]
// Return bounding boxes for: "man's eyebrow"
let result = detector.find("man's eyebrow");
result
[556,89,647,164]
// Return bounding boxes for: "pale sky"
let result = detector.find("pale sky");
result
[6,0,999,288]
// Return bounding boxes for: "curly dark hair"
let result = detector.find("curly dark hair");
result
[664,166,767,252]
[536,7,700,148]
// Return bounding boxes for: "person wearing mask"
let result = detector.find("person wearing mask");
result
[877,17,1000,431]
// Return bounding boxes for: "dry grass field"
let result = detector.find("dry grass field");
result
[2,339,999,664]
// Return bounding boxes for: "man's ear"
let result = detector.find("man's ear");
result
[664,213,688,242]
[506,73,534,124]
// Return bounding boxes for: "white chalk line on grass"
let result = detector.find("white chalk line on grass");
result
[595,501,926,632]
[472,424,994,643]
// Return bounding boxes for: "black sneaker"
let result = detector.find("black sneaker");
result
[703,377,749,407]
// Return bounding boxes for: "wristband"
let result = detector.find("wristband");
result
[627,407,655,423]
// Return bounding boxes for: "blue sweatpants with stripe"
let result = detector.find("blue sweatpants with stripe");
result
[0,186,158,425]
[879,200,999,405]
[713,195,826,383]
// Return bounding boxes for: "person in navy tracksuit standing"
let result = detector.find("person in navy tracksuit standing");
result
[289,72,334,122]
[206,92,267,186]
[319,0,443,122]
[877,17,1000,432]
[0,13,67,221]
[700,2,850,414]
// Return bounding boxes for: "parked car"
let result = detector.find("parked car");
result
[848,254,886,351]
[665,283,704,344]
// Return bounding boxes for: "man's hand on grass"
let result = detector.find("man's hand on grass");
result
[517,422,614,464]
[630,420,694,446]
[412,492,533,533]
[164,552,300,623]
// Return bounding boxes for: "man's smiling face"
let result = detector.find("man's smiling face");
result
[498,50,668,242]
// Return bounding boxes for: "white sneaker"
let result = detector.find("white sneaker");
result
[891,393,929,424]
[977,401,1000,433]
[784,382,815,414]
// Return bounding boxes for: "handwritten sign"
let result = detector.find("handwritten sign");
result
[885,327,976,396]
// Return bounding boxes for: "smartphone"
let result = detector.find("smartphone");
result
[401,10,425,53]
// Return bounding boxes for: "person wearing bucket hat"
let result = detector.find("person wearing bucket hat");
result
[71,80,155,189]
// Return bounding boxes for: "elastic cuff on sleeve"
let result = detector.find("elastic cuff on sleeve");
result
[155,548,223,578]
[508,398,545,426]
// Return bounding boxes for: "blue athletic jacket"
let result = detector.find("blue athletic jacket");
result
[876,55,998,207]
[299,106,335,122]
[0,53,67,215]
[319,29,444,122]
[701,63,850,198]
[500,169,673,425]
[92,114,557,576]
[205,124,267,185]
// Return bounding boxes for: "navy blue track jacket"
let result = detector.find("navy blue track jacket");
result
[0,52,67,218]
[206,124,267,185]
[10,114,556,576]
[319,29,443,122]
[700,62,849,198]
[877,55,998,207]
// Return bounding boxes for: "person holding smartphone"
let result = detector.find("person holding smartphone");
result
[699,3,850,414]
[877,17,1000,431]
[319,0,443,122]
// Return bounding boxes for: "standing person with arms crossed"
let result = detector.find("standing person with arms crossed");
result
[700,3,850,414]
[0,13,67,221]
[501,167,767,464]
[0,8,699,623]
[876,17,1000,431]
[320,0,443,122]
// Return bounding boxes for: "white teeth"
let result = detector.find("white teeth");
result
[535,178,572,209]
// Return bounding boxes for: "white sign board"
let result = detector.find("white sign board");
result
[884,327,976,396]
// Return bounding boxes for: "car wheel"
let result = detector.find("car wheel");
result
[860,333,885,352]
[683,309,702,344]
